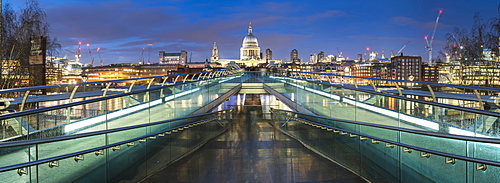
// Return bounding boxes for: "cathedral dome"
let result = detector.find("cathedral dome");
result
[240,22,261,60]
[242,34,259,48]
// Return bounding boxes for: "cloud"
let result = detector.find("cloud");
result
[391,16,448,30]
[47,1,182,40]
[392,17,424,27]
[306,10,345,23]
[38,1,356,63]
[258,2,298,15]
[347,35,418,42]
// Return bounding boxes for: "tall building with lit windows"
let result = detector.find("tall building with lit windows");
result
[159,50,188,65]
[390,55,422,81]
[265,48,272,61]
[290,49,300,63]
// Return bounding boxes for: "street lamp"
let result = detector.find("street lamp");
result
[81,74,88,91]
[81,74,88,83]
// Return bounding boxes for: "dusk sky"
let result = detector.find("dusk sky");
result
[7,0,500,65]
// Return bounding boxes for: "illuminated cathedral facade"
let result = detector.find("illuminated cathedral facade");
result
[211,22,278,67]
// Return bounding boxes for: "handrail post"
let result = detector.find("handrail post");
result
[369,80,377,92]
[183,74,190,83]
[146,78,155,89]
[473,89,484,110]
[19,90,31,112]
[160,76,169,102]
[161,76,169,86]
[426,85,437,102]
[66,85,80,123]
[127,80,137,93]
[394,82,403,96]
[172,75,180,85]
[102,82,112,97]
[145,78,155,102]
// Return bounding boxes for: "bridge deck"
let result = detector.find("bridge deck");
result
[143,94,366,182]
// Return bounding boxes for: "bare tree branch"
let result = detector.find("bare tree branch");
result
[1,0,61,90]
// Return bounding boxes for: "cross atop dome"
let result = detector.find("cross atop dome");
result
[248,21,253,35]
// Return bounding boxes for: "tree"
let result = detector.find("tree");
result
[441,11,499,65]
[0,0,61,90]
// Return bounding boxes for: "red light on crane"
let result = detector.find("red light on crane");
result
[424,36,428,40]
[439,10,443,14]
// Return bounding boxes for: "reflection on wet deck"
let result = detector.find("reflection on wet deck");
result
[143,94,365,182]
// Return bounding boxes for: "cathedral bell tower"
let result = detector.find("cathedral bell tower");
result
[211,42,219,61]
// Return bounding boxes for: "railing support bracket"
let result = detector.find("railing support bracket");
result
[17,168,27,176]
[74,155,84,162]
[49,161,59,168]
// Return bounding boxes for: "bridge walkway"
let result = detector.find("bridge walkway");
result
[142,94,366,182]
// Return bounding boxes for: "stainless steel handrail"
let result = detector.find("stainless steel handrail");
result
[268,72,500,117]
[0,109,233,173]
[0,71,242,121]
[288,70,500,93]
[0,69,242,94]
[0,109,232,148]
[271,109,500,167]
[271,109,500,144]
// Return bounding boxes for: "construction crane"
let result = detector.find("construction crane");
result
[424,10,443,65]
[76,42,82,62]
[86,44,95,65]
[96,47,103,66]
[64,49,77,58]
[139,48,145,64]
[65,42,82,62]
[147,44,153,64]
[64,43,81,62]
[392,41,411,57]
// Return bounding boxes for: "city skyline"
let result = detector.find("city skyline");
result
[6,0,500,65]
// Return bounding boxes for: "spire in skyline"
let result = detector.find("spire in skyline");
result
[248,21,253,35]
[211,42,219,61]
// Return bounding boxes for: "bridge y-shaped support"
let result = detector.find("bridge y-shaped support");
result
[263,84,315,115]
